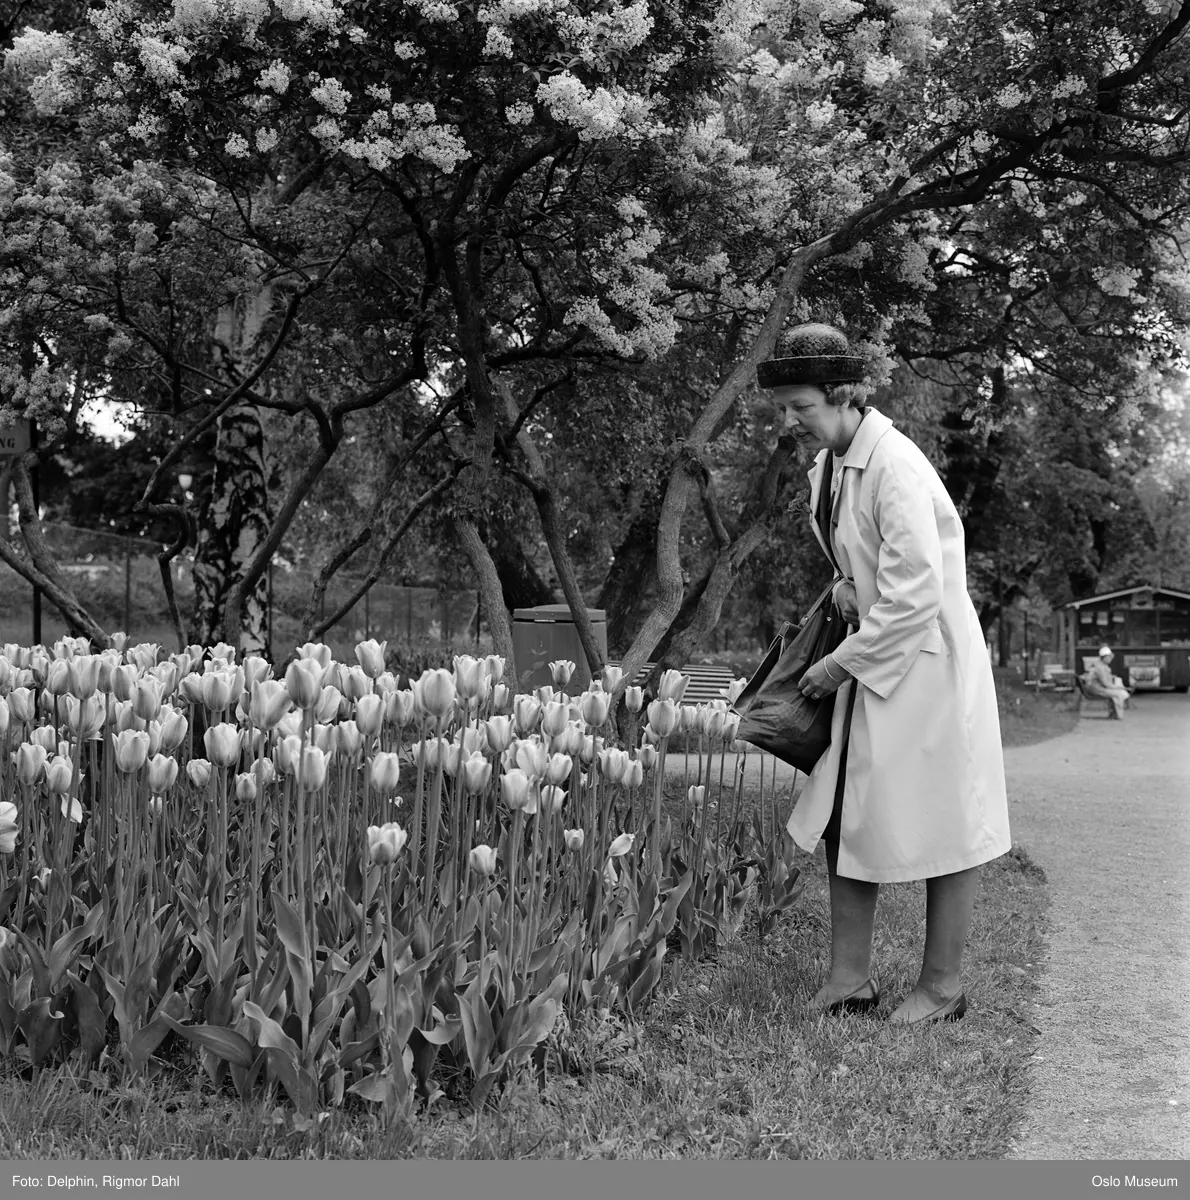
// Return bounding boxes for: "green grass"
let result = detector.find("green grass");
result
[994,668,1079,748]
[0,832,1047,1160]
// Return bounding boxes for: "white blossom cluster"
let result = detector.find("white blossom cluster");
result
[535,72,656,141]
[338,102,470,174]
[1092,265,1142,298]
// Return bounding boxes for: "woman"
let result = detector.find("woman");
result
[1084,645,1130,719]
[757,323,1012,1025]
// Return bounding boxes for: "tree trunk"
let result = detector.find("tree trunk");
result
[192,403,272,653]
[484,517,555,610]
[597,497,663,655]
[451,514,515,675]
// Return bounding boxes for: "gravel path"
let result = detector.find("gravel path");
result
[1003,691,1190,1160]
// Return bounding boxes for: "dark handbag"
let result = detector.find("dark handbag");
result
[732,579,851,773]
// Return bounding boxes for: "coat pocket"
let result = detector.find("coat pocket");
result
[920,623,944,654]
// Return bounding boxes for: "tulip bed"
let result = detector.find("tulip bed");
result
[0,637,804,1121]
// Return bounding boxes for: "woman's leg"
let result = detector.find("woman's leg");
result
[808,837,879,1008]
[888,864,980,1022]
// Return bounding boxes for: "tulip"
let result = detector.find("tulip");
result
[68,655,102,701]
[0,801,18,853]
[273,734,301,776]
[63,695,105,740]
[249,679,290,730]
[341,665,371,703]
[46,659,71,697]
[33,866,52,891]
[469,843,498,877]
[336,720,364,759]
[636,744,658,771]
[113,699,139,733]
[186,758,213,788]
[544,752,573,786]
[200,670,237,714]
[352,637,386,679]
[144,720,164,758]
[624,685,644,713]
[596,747,628,783]
[490,683,512,713]
[461,751,492,794]
[311,722,335,755]
[583,692,612,731]
[44,755,74,794]
[114,729,151,774]
[15,742,48,784]
[147,754,179,793]
[484,655,505,683]
[415,668,456,722]
[242,655,272,693]
[680,704,704,734]
[657,668,690,703]
[514,738,548,780]
[152,661,180,697]
[541,700,569,738]
[623,759,644,789]
[297,642,333,670]
[0,703,7,739]
[353,693,384,738]
[370,751,401,794]
[299,745,329,791]
[563,828,585,853]
[646,698,680,738]
[512,694,542,736]
[204,723,241,769]
[457,725,486,756]
[453,655,487,703]
[250,756,276,787]
[578,734,601,767]
[484,715,515,755]
[177,672,205,705]
[501,768,532,812]
[540,784,566,815]
[687,784,706,808]
[235,772,258,803]
[209,641,236,665]
[147,796,164,819]
[704,709,727,740]
[284,658,323,711]
[112,661,141,703]
[29,725,57,752]
[7,687,35,724]
[0,655,10,690]
[606,831,635,858]
[550,660,575,686]
[127,643,160,673]
[60,795,84,824]
[367,821,407,865]
[313,685,344,725]
[556,723,585,757]
[158,706,189,752]
[600,664,624,692]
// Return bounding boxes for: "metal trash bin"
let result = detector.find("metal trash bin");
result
[511,605,607,694]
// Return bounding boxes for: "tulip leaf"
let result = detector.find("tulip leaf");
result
[242,1000,301,1061]
[458,983,496,1077]
[16,996,64,1066]
[0,880,18,925]
[48,901,104,992]
[346,1071,391,1105]
[416,1017,462,1046]
[509,995,559,1058]
[125,1014,174,1075]
[338,1030,381,1068]
[14,930,52,999]
[160,1016,255,1069]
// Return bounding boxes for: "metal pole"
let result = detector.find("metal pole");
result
[31,460,42,645]
[123,539,133,634]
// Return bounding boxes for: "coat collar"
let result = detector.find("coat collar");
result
[806,407,894,566]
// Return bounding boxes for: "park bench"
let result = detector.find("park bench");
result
[614,662,741,706]
[1072,672,1127,719]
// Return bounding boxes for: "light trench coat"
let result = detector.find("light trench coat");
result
[786,407,1012,882]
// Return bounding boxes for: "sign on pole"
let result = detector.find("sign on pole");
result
[0,419,32,455]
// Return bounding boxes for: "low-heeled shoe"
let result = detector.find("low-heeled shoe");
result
[889,990,968,1025]
[824,980,880,1016]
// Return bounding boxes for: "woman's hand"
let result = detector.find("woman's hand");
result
[832,579,860,624]
[799,656,848,701]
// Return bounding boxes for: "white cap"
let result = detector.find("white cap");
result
[1098,645,1112,658]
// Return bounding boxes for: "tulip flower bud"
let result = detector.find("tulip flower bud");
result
[646,698,679,739]
[177,672,204,706]
[204,723,241,769]
[549,660,575,687]
[369,751,401,794]
[704,709,727,740]
[461,751,492,795]
[687,784,706,809]
[186,758,213,788]
[242,655,272,694]
[147,754,179,793]
[513,738,548,780]
[375,670,398,697]
[147,796,164,819]
[113,699,139,733]
[623,760,644,789]
[563,828,585,853]
[7,687,35,724]
[540,784,566,816]
[68,655,102,701]
[636,744,658,771]
[310,722,335,755]
[336,720,363,759]
[46,659,71,697]
[450,654,484,701]
[578,735,600,767]
[367,821,407,865]
[354,693,384,738]
[624,685,644,713]
[469,844,498,877]
[114,728,151,774]
[0,703,7,740]
[0,802,17,853]
[168,652,192,681]
[490,683,512,713]
[484,655,505,683]
[484,715,515,755]
[540,701,569,738]
[341,665,371,703]
[250,756,276,788]
[33,866,52,891]
[353,638,387,679]
[0,655,10,691]
[544,752,573,786]
[501,768,532,812]
[152,661,180,698]
[15,742,48,785]
[284,658,323,711]
[128,643,161,673]
[111,664,141,705]
[600,664,623,692]
[144,720,163,758]
[158,706,189,752]
[299,745,329,791]
[234,772,258,803]
[248,679,289,731]
[680,704,704,734]
[657,669,690,703]
[209,641,236,665]
[414,668,456,722]
[60,795,84,824]
[293,642,330,671]
[201,670,238,715]
[606,831,635,859]
[512,694,542,737]
[596,747,626,783]
[581,690,611,728]
[44,755,74,794]
[313,685,343,725]
[29,724,57,752]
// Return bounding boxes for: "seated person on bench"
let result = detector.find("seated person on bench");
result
[1083,645,1131,720]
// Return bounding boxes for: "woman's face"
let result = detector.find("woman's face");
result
[765,384,841,453]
